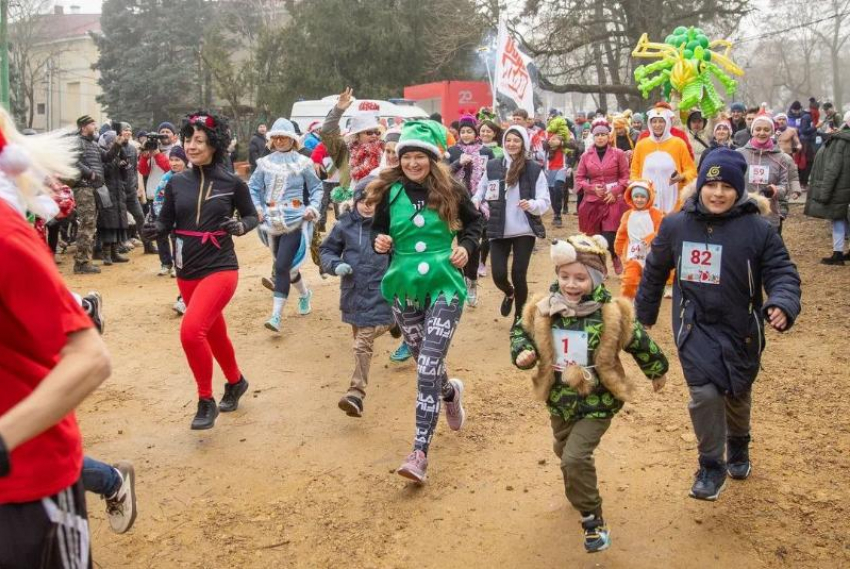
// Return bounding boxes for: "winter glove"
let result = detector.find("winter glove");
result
[141,221,160,240]
[220,219,246,236]
[334,263,353,276]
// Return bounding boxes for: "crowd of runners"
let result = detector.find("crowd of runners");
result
[11,85,850,564]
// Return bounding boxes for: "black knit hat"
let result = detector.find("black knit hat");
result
[76,115,95,128]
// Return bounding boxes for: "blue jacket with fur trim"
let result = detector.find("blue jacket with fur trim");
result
[635,194,801,396]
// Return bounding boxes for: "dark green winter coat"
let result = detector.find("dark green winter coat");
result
[805,128,850,220]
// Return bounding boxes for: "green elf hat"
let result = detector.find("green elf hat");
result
[395,120,449,161]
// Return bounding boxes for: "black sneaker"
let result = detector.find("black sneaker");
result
[689,459,727,501]
[553,217,563,228]
[82,291,104,334]
[727,435,752,480]
[338,395,364,417]
[821,252,845,266]
[389,324,402,339]
[191,398,219,430]
[143,242,158,255]
[500,293,515,318]
[74,262,101,274]
[580,512,611,553]
[219,377,249,412]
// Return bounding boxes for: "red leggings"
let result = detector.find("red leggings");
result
[177,270,242,399]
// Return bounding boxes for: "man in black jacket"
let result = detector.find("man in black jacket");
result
[248,123,268,173]
[73,115,119,274]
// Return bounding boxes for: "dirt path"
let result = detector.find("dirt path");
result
[62,204,848,568]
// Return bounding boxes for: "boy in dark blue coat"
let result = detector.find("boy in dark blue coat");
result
[319,190,398,417]
[635,148,802,501]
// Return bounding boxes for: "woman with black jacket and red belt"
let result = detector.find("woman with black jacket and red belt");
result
[143,111,258,430]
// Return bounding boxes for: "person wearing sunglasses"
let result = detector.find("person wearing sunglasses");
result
[142,110,258,431]
[247,118,323,333]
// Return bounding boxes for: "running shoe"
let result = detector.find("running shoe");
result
[190,398,218,430]
[727,436,752,480]
[219,377,249,412]
[580,513,611,553]
[397,450,428,483]
[390,342,412,362]
[170,267,176,278]
[500,293,514,317]
[105,461,137,534]
[173,297,186,316]
[466,278,479,308]
[663,285,673,299]
[158,265,170,276]
[297,289,313,315]
[83,291,104,335]
[261,276,275,291]
[338,395,364,418]
[477,263,487,278]
[265,314,282,333]
[689,461,727,501]
[444,378,466,431]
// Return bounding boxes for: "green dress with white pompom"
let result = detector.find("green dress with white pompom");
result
[380,182,466,306]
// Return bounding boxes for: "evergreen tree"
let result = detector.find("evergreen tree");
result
[94,0,209,127]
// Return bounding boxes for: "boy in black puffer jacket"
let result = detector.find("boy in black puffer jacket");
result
[319,190,398,418]
[636,148,802,501]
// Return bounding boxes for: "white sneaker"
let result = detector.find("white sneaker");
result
[173,297,186,315]
[105,461,137,534]
[466,278,479,308]
[444,378,466,431]
[157,265,170,276]
[170,267,176,278]
[664,285,673,299]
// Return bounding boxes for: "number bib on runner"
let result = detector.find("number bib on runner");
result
[680,241,722,284]
[627,241,648,263]
[484,180,500,201]
[552,329,589,369]
[748,165,770,185]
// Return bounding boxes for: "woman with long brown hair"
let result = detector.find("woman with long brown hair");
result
[473,125,550,320]
[368,120,482,483]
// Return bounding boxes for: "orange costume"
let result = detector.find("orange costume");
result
[614,180,665,299]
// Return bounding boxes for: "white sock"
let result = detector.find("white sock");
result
[292,276,308,297]
[272,295,286,317]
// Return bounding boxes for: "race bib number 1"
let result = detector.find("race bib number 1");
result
[680,241,722,284]
[552,329,589,369]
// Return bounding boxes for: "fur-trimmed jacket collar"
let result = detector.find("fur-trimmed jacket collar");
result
[520,294,638,402]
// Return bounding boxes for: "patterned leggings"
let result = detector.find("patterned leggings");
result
[392,295,462,454]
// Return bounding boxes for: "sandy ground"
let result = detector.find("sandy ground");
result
[60,203,849,568]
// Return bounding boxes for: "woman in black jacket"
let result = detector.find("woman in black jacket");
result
[96,130,130,265]
[143,111,258,430]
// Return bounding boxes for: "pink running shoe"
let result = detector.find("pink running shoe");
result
[397,450,428,483]
[612,255,624,275]
[444,378,466,431]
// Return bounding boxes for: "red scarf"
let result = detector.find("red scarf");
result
[349,140,384,182]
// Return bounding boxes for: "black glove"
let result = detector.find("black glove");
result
[0,435,10,478]
[141,221,160,240]
[220,219,245,236]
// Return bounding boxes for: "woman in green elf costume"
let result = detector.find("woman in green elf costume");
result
[367,120,483,483]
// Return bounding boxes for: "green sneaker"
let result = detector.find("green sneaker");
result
[297,289,313,315]
[264,314,282,333]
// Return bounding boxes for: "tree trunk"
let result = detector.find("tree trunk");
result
[832,47,843,111]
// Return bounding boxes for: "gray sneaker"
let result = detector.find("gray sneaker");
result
[105,461,137,534]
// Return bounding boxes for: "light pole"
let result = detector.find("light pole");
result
[1,0,10,110]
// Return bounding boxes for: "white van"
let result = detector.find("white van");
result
[290,96,429,133]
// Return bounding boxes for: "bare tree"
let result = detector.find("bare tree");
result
[810,0,850,108]
[8,0,63,128]
[508,0,751,110]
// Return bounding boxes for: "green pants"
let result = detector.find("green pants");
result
[550,415,612,516]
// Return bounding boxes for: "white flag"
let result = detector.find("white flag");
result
[495,20,534,115]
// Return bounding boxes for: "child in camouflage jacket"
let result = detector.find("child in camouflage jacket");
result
[510,234,668,554]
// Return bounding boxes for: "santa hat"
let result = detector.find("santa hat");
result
[396,120,449,160]
[0,129,30,178]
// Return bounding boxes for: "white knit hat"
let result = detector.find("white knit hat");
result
[266,118,299,141]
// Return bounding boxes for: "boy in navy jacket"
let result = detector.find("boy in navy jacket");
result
[636,148,801,501]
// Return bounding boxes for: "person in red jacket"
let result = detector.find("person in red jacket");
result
[0,109,112,568]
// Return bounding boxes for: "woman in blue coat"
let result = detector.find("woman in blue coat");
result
[636,148,801,502]
[248,118,323,333]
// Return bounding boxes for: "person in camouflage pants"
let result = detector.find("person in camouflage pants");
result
[510,235,668,553]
